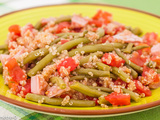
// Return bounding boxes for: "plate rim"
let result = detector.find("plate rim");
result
[0,2,160,116]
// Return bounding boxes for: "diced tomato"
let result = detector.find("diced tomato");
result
[151,56,160,66]
[88,19,102,27]
[8,80,20,94]
[5,57,27,83]
[93,10,112,24]
[99,35,114,43]
[8,25,21,36]
[134,80,152,96]
[57,57,79,73]
[101,53,125,67]
[129,51,147,67]
[143,32,158,46]
[114,79,127,87]
[105,92,130,106]
[61,39,69,44]
[56,22,70,33]
[142,66,160,83]
[22,79,31,96]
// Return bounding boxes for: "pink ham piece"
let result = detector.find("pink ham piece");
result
[151,43,160,56]
[113,30,143,43]
[71,15,88,27]
[46,77,70,98]
[31,75,48,95]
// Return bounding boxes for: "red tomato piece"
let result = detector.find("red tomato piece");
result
[105,92,130,106]
[88,20,102,27]
[151,56,160,66]
[22,79,31,96]
[61,39,69,44]
[57,57,79,73]
[5,57,27,83]
[8,25,21,36]
[143,32,158,46]
[101,53,125,67]
[129,51,147,67]
[92,10,112,24]
[56,22,70,33]
[134,80,152,96]
[8,80,20,94]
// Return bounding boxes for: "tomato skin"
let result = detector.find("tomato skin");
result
[105,92,130,106]
[134,80,152,96]
[22,79,31,96]
[101,53,125,67]
[57,57,79,73]
[56,22,70,33]
[8,25,21,36]
[5,57,27,83]
[61,39,69,44]
[143,32,158,46]
[8,80,20,94]
[93,10,112,24]
[88,20,102,27]
[151,56,160,66]
[129,51,147,67]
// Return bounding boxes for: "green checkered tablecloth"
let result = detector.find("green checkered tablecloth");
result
[0,0,160,120]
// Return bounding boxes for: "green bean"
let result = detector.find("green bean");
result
[123,43,133,54]
[96,62,111,71]
[50,77,66,89]
[79,52,103,66]
[54,15,72,24]
[98,96,110,105]
[2,50,9,54]
[88,86,113,93]
[49,35,68,45]
[70,82,108,97]
[114,49,143,73]
[69,43,125,57]
[132,27,142,36]
[23,48,49,65]
[126,65,138,79]
[0,66,3,74]
[122,88,140,102]
[27,38,90,77]
[75,68,110,77]
[34,20,42,30]
[132,45,149,51]
[56,33,80,37]
[147,61,156,68]
[110,73,118,80]
[69,75,94,81]
[96,28,105,38]
[25,93,95,107]
[0,44,8,50]
[111,67,130,83]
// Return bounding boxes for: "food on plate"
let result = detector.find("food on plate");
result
[0,10,160,107]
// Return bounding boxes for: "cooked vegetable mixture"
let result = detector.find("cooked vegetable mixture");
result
[1,10,160,107]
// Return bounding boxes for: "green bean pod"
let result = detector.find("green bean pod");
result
[96,28,105,38]
[126,65,138,79]
[70,82,108,97]
[25,93,95,107]
[122,88,140,102]
[0,44,8,50]
[69,43,125,57]
[123,43,133,54]
[54,15,72,24]
[98,96,110,105]
[79,52,103,66]
[75,68,110,77]
[88,86,113,93]
[132,45,149,51]
[23,48,49,65]
[96,62,111,71]
[69,75,94,81]
[111,67,131,83]
[114,49,143,73]
[50,77,66,89]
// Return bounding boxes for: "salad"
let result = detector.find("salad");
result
[0,10,160,107]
